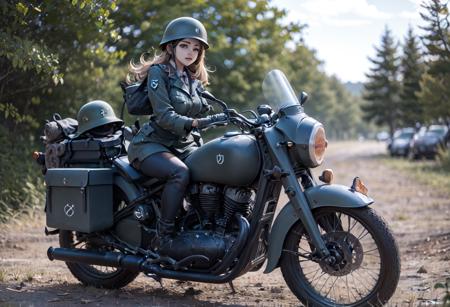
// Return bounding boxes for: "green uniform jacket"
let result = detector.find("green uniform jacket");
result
[128,64,211,163]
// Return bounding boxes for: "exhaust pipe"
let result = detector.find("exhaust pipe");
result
[47,214,250,283]
[48,246,234,283]
[47,247,146,271]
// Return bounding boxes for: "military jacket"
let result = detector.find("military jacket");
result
[128,64,211,163]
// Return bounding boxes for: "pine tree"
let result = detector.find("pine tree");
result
[399,27,425,126]
[417,0,450,123]
[363,27,401,136]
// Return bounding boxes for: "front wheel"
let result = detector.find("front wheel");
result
[280,207,400,306]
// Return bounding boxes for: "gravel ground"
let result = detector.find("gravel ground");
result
[0,141,449,306]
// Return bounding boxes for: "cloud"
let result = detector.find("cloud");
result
[398,10,421,20]
[281,0,392,27]
[406,0,424,9]
[300,0,391,19]
[326,18,372,27]
[398,0,422,20]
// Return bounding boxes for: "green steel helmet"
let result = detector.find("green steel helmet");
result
[75,100,123,137]
[160,17,209,49]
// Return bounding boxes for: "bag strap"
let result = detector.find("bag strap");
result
[119,64,171,119]
[120,81,127,119]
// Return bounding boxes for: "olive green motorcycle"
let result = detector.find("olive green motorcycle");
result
[37,69,400,306]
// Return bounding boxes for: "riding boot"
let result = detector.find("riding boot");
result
[152,218,175,255]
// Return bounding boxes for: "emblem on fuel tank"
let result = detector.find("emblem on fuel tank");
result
[216,154,224,165]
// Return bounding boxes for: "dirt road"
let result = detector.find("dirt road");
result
[1,141,449,306]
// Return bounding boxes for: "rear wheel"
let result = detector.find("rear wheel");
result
[59,187,139,289]
[280,207,400,306]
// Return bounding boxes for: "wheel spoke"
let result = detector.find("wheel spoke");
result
[324,276,339,298]
[318,275,332,292]
[364,247,380,254]
[281,208,392,305]
[282,249,311,260]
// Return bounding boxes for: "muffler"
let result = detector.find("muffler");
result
[47,214,251,283]
[47,247,145,271]
[47,246,231,283]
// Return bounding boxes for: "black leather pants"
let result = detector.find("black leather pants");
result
[134,152,189,223]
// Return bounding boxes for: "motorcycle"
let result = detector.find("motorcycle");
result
[34,69,400,306]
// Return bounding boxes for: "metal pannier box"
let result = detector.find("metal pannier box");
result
[45,168,114,233]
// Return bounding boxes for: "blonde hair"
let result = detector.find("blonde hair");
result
[126,41,210,86]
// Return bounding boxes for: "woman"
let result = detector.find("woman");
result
[126,17,227,254]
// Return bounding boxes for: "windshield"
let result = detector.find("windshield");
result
[262,69,299,111]
[399,132,414,139]
[428,126,447,137]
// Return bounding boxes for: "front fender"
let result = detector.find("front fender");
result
[264,184,373,273]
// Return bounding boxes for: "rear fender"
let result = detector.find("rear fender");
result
[264,184,373,273]
[113,174,142,203]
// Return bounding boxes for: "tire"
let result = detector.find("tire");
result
[58,187,139,289]
[280,207,400,307]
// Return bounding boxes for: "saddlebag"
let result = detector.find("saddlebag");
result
[45,168,114,233]
[45,132,124,169]
[64,133,123,167]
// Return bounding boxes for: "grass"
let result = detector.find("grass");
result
[375,154,450,194]
[0,269,5,282]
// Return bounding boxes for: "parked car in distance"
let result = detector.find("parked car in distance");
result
[389,127,415,157]
[410,124,450,159]
[376,131,390,142]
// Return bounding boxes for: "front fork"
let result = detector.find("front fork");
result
[281,172,330,259]
[263,128,330,259]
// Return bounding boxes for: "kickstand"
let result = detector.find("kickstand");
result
[145,273,163,288]
[228,281,236,294]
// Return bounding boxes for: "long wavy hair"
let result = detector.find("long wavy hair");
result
[126,40,210,85]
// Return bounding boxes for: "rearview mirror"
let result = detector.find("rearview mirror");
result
[299,91,308,106]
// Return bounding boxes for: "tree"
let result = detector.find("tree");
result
[0,0,122,221]
[112,0,304,109]
[0,0,365,221]
[0,1,123,133]
[362,27,402,136]
[417,0,450,124]
[399,26,425,126]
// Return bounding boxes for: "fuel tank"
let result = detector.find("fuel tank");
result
[185,133,261,186]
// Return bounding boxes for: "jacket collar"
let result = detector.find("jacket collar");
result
[167,61,198,96]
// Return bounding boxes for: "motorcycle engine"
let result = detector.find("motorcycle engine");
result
[189,183,253,230]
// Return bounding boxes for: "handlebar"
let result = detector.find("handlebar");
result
[200,91,269,131]
[225,109,258,128]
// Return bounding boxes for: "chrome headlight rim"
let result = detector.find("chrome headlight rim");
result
[308,123,327,167]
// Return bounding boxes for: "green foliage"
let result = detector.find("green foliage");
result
[418,0,450,124]
[362,27,402,136]
[399,27,425,126]
[0,0,366,222]
[437,146,450,171]
[378,154,450,193]
[0,126,45,223]
[0,0,123,132]
[434,278,450,306]
[113,0,304,110]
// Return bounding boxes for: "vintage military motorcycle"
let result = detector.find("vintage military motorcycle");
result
[35,70,400,306]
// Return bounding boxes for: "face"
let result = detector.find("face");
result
[173,38,201,68]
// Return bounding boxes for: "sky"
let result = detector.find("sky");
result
[271,0,426,83]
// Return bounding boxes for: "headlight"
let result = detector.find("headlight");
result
[291,119,327,168]
[274,111,327,168]
[309,124,327,166]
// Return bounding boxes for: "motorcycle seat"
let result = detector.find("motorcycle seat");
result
[113,156,160,187]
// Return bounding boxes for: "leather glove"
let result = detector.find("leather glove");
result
[196,113,228,129]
